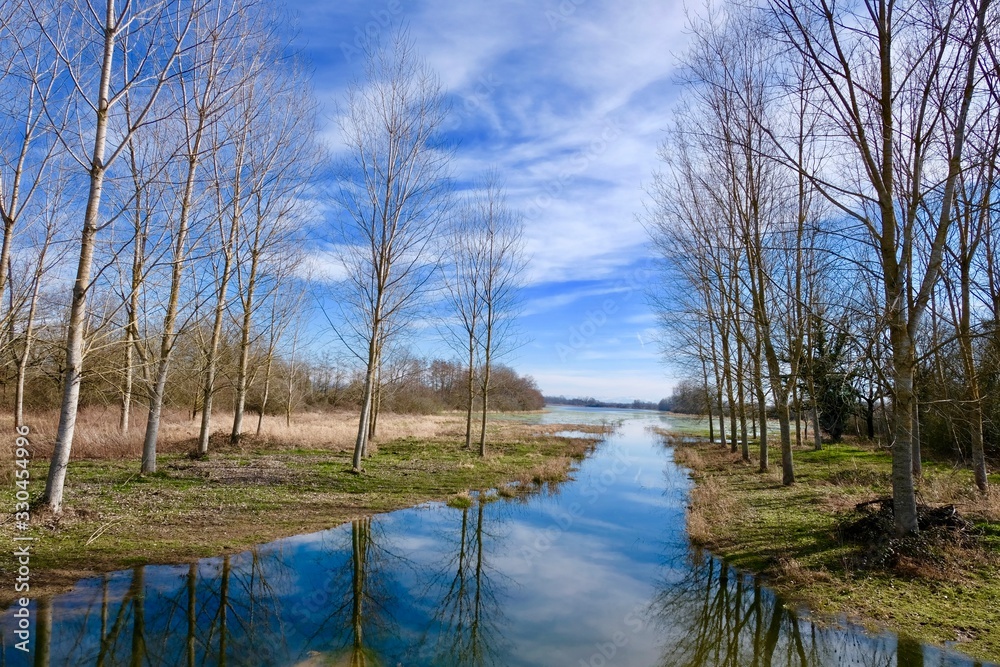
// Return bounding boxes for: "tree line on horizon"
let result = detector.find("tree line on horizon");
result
[543,396,663,411]
[0,2,527,511]
[647,0,999,536]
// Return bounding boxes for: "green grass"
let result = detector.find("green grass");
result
[668,436,1000,663]
[0,427,598,603]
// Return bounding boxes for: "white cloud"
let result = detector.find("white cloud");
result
[299,0,691,287]
[297,248,350,283]
[521,283,631,316]
[288,0,694,381]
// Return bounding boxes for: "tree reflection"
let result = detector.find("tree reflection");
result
[187,563,196,667]
[45,544,293,666]
[295,517,396,666]
[33,596,51,667]
[90,567,147,665]
[345,518,382,666]
[415,498,509,666]
[651,553,898,667]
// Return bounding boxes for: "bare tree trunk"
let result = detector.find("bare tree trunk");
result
[230,239,261,446]
[13,252,44,428]
[119,128,149,435]
[754,253,795,484]
[141,223,197,473]
[717,282,738,454]
[255,353,273,437]
[811,404,821,451]
[285,377,294,427]
[0,218,13,341]
[911,396,921,479]
[230,322,251,445]
[793,384,802,449]
[701,352,715,444]
[367,351,381,444]
[754,342,768,473]
[284,322,301,429]
[706,315,726,447]
[479,330,492,457]
[778,402,793,485]
[198,159,242,455]
[354,328,380,472]
[734,316,749,462]
[465,331,475,449]
[43,9,116,509]
[120,324,134,433]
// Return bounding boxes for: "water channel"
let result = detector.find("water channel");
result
[1,407,993,666]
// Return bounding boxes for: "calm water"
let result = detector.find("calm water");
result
[1,407,994,666]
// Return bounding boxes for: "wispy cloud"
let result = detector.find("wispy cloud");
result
[288,0,689,399]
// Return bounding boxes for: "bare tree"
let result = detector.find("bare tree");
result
[940,101,999,492]
[254,282,303,436]
[471,174,525,456]
[9,186,65,427]
[768,0,992,532]
[39,0,206,511]
[228,64,315,446]
[0,1,62,362]
[442,193,487,449]
[195,79,254,455]
[113,106,170,435]
[140,2,253,473]
[334,29,450,472]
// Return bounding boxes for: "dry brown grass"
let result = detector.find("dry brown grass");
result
[0,408,201,461]
[0,408,465,463]
[919,469,1000,522]
[687,475,739,544]
[671,445,704,470]
[512,457,572,486]
[668,442,745,545]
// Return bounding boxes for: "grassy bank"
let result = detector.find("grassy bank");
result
[0,410,602,603]
[662,432,1000,663]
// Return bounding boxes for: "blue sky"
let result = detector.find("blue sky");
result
[292,0,689,402]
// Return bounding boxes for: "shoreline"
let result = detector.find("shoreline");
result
[1,413,604,605]
[662,431,1000,663]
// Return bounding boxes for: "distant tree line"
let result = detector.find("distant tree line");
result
[544,396,661,411]
[311,357,543,415]
[646,0,998,535]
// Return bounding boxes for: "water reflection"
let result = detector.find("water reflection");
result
[414,500,508,666]
[1,407,994,666]
[652,549,988,667]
